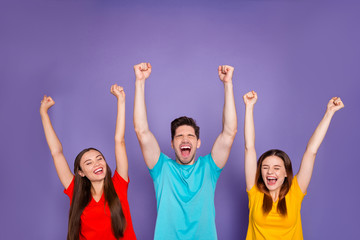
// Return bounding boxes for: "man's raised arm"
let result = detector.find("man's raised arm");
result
[133,62,161,169]
[211,65,238,169]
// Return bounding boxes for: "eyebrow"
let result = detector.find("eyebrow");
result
[84,159,92,164]
[84,155,102,163]
[262,164,282,167]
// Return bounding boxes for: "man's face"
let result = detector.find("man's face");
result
[171,125,201,165]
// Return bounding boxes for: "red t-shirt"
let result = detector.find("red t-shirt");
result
[64,171,136,240]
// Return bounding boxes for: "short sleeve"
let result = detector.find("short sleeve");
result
[291,176,307,199]
[64,177,75,203]
[207,154,222,183]
[149,152,167,180]
[113,170,129,199]
[246,185,258,209]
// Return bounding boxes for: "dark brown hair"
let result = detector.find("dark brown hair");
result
[67,148,126,240]
[171,116,200,140]
[255,149,293,216]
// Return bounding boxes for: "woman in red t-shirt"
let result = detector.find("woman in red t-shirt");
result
[40,84,136,240]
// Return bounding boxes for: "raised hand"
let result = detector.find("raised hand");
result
[110,84,125,102]
[327,97,344,113]
[134,62,152,81]
[40,95,55,114]
[243,91,258,106]
[218,65,234,83]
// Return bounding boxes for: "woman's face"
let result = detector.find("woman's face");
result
[261,155,287,193]
[78,149,107,182]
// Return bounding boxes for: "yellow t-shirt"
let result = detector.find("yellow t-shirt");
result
[246,176,306,240]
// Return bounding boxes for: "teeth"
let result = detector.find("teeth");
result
[94,168,102,173]
[267,177,277,180]
[181,146,191,150]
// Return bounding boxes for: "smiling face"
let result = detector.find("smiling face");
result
[78,149,107,182]
[171,125,201,165]
[261,155,287,194]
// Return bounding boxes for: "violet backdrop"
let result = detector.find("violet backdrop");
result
[1,0,359,239]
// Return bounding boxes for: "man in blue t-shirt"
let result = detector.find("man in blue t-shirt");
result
[133,62,237,240]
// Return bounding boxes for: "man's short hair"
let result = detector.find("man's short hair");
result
[171,116,200,140]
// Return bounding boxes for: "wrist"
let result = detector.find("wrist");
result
[324,109,335,118]
[222,80,233,85]
[39,109,48,116]
[245,104,255,110]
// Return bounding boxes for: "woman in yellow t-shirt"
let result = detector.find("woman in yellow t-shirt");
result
[243,91,344,240]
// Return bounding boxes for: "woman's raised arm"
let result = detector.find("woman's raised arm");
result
[40,95,73,189]
[297,97,344,193]
[110,84,129,181]
[243,91,258,190]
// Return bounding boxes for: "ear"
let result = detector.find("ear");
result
[171,140,174,149]
[196,139,201,149]
[78,170,85,177]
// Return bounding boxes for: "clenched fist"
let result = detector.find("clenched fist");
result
[40,95,55,114]
[110,84,125,102]
[134,62,152,81]
[327,97,344,113]
[243,91,258,106]
[218,65,234,83]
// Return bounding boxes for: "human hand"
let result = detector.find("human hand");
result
[327,97,344,113]
[218,65,234,83]
[40,95,55,114]
[243,91,257,106]
[110,84,125,102]
[134,62,152,81]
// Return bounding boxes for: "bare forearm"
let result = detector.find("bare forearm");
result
[134,80,150,136]
[114,100,125,143]
[305,110,334,154]
[40,111,63,155]
[222,82,237,137]
[244,106,255,149]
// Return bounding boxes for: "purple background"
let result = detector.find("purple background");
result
[1,0,359,239]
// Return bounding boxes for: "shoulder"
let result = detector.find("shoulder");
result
[288,176,306,198]
[149,152,173,178]
[64,176,75,199]
[199,153,222,172]
[112,171,129,198]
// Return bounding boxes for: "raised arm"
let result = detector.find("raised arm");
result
[133,62,160,169]
[243,91,258,190]
[40,95,73,189]
[297,97,344,193]
[211,65,238,169]
[110,84,129,181]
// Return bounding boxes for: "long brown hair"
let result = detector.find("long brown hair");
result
[255,149,293,216]
[67,148,126,240]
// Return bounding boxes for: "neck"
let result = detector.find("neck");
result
[175,154,196,165]
[269,189,280,202]
[91,180,104,197]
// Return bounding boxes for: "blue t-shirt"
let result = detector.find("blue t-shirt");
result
[149,152,222,240]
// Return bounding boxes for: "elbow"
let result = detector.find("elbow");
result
[51,148,63,158]
[305,147,318,157]
[114,136,125,145]
[244,145,255,152]
[229,128,238,141]
[134,127,148,142]
[224,125,238,139]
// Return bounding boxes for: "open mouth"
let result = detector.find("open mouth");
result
[266,177,277,185]
[180,145,191,157]
[93,167,103,175]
